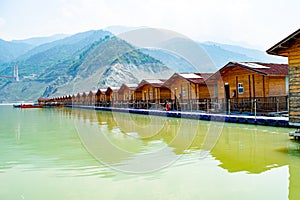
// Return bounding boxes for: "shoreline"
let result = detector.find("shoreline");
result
[66,105,290,128]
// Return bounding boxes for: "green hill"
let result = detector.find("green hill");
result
[0,32,173,102]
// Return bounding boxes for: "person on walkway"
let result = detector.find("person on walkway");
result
[165,100,171,111]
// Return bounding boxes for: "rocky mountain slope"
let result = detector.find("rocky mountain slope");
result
[0,31,173,102]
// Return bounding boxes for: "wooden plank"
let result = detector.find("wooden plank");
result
[252,74,256,98]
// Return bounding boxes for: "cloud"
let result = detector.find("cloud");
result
[0,17,6,27]
[1,0,300,48]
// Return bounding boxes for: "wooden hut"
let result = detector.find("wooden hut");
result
[80,92,88,105]
[105,87,120,107]
[267,28,300,126]
[117,83,140,108]
[75,93,81,105]
[38,98,50,106]
[163,73,213,110]
[96,89,105,106]
[71,94,76,105]
[135,79,171,109]
[207,62,288,113]
[118,83,139,101]
[87,90,97,106]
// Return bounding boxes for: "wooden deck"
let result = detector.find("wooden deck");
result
[66,105,289,127]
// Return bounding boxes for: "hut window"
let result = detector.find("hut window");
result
[182,87,186,97]
[238,83,244,94]
[149,91,152,99]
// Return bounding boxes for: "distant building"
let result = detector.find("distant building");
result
[267,28,300,126]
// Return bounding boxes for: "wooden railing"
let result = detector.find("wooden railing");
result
[51,96,288,114]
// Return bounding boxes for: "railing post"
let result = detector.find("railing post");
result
[276,99,279,112]
[206,99,209,113]
[228,99,231,115]
[254,99,257,121]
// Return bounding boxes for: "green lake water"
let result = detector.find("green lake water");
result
[1,105,300,199]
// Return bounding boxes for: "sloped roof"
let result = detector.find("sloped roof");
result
[125,83,138,89]
[232,62,288,75]
[267,28,300,56]
[207,62,288,82]
[136,79,166,90]
[164,73,213,87]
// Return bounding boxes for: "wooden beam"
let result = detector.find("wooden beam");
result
[248,75,251,99]
[236,76,238,98]
[252,74,256,98]
[262,75,265,97]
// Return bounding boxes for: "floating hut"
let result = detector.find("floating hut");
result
[105,87,120,107]
[118,83,139,101]
[163,73,213,110]
[135,79,171,109]
[207,62,288,113]
[267,28,300,126]
[87,90,97,106]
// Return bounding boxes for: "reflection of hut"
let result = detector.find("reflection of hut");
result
[211,125,288,174]
[135,79,171,109]
[163,73,213,110]
[267,29,300,126]
[207,62,288,113]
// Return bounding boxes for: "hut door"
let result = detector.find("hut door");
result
[224,84,230,99]
[214,84,218,98]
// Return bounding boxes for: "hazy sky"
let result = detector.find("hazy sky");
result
[0,0,299,50]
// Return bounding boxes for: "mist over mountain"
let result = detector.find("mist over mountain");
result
[12,34,69,46]
[0,28,287,102]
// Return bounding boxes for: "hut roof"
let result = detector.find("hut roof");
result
[163,73,212,87]
[118,83,138,93]
[136,79,166,90]
[267,28,300,56]
[125,83,138,90]
[231,62,288,76]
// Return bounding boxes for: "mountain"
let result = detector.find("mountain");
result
[199,42,287,68]
[46,37,173,97]
[0,28,288,103]
[142,41,287,73]
[0,32,173,102]
[0,39,33,64]
[13,34,69,46]
[104,25,148,36]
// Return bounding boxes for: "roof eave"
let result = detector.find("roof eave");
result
[266,28,300,56]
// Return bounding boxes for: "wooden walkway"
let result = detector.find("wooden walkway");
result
[66,105,289,127]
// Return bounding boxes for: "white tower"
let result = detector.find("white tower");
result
[14,63,19,82]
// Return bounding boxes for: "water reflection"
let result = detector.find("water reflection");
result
[0,106,114,178]
[67,107,300,198]
[2,106,300,199]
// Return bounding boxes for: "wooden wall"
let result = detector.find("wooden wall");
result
[215,67,287,99]
[287,39,300,124]
[141,85,170,101]
[167,76,211,100]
